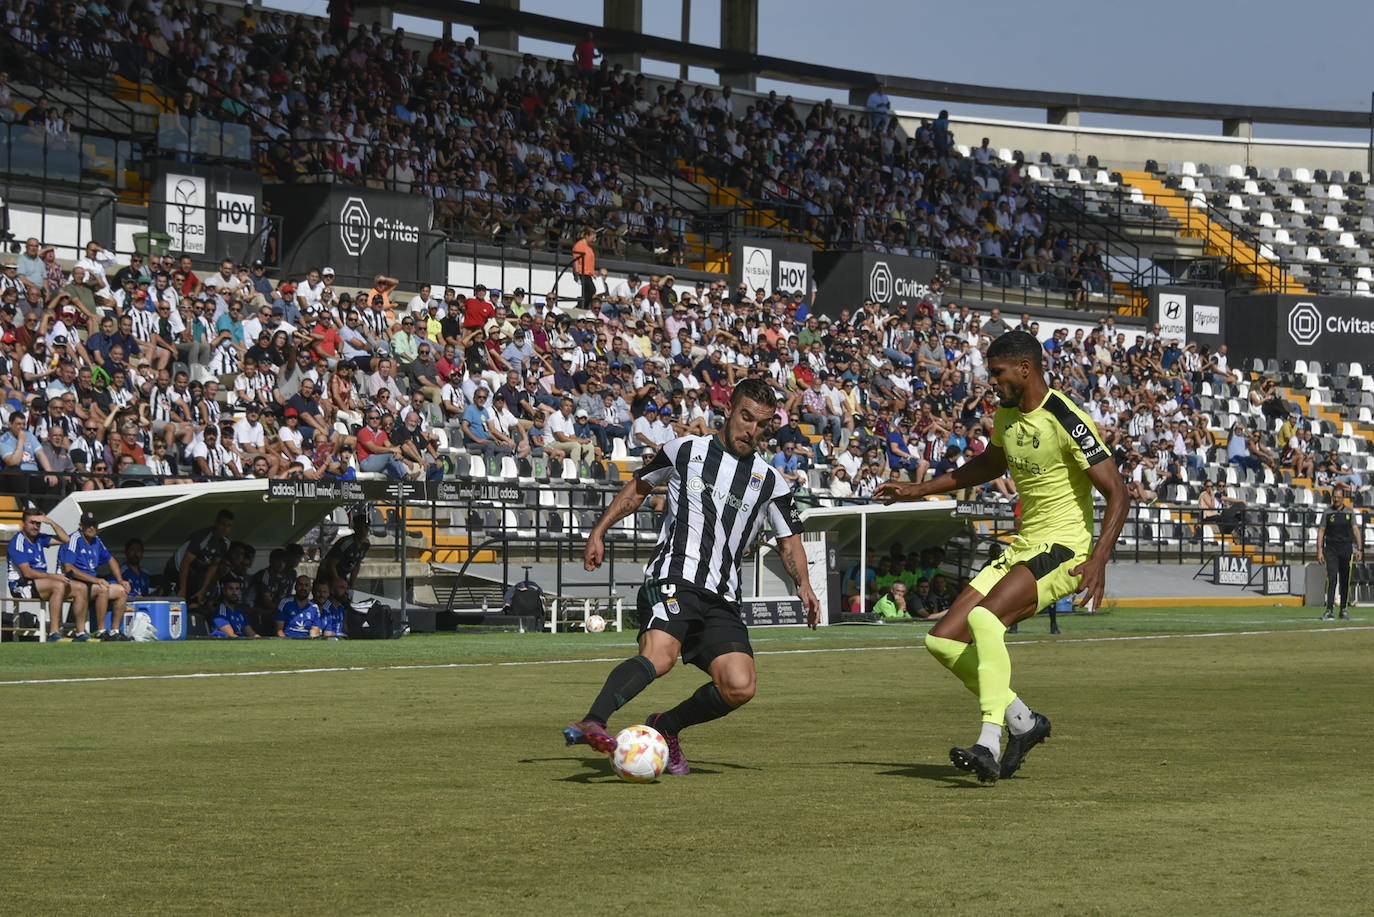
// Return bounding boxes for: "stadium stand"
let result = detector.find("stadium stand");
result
[0,0,1368,600]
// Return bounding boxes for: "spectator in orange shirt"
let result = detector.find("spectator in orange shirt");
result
[572,227,597,309]
[369,274,399,312]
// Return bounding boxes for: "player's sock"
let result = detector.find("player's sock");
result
[967,606,1016,728]
[648,682,734,736]
[1005,697,1035,736]
[585,655,656,724]
[925,633,980,695]
[976,722,1002,759]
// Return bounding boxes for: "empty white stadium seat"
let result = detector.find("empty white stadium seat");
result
[1228,163,1245,179]
[1294,167,1312,182]
[1228,194,1248,211]
[1182,161,1198,176]
[998,147,1014,163]
[1305,246,1327,262]
[1340,232,1357,248]
[1330,184,1346,200]
[1291,198,1308,213]
[1094,169,1115,186]
[1179,176,1197,191]
[1258,211,1277,228]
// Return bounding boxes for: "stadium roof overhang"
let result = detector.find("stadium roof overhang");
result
[51,480,342,568]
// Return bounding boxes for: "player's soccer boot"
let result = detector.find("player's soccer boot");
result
[1321,608,1336,621]
[1339,609,1351,620]
[999,712,1052,779]
[645,713,691,776]
[563,719,617,754]
[950,744,1000,784]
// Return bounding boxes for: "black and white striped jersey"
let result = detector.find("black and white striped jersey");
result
[635,434,805,603]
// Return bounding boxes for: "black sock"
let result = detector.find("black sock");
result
[585,655,656,724]
[652,682,735,737]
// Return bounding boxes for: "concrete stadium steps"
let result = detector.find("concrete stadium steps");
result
[1120,170,1305,293]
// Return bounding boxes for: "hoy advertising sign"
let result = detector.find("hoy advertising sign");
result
[731,238,813,299]
[152,162,264,264]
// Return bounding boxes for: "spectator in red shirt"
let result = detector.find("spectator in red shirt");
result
[355,409,408,479]
[573,32,599,78]
[463,285,494,329]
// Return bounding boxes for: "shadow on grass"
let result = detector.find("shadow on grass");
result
[519,755,755,782]
[842,760,980,787]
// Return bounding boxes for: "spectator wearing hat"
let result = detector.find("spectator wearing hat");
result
[460,387,514,464]
[60,511,132,640]
[630,401,660,458]
[547,396,595,466]
[462,284,494,330]
[0,258,23,301]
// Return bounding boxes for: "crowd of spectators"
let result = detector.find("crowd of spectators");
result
[5,223,1342,520]
[6,2,1118,292]
[2,3,1356,511]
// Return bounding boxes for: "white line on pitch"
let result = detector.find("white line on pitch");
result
[0,625,1369,687]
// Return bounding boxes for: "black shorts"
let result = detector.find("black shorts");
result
[636,581,753,672]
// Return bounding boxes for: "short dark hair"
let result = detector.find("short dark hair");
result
[730,377,778,411]
[986,330,1044,368]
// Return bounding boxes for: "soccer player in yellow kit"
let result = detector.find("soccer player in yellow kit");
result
[875,331,1127,783]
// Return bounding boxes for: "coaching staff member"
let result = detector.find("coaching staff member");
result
[1317,482,1362,621]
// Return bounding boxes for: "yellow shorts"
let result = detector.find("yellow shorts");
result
[968,537,1089,612]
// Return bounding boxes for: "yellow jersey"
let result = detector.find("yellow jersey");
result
[990,389,1111,552]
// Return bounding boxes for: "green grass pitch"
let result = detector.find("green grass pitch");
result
[3,606,1371,915]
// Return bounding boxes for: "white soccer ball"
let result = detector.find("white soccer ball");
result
[611,725,668,783]
[586,614,606,633]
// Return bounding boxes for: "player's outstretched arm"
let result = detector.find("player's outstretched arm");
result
[584,477,654,570]
[1070,460,1129,613]
[777,534,821,629]
[872,444,1008,504]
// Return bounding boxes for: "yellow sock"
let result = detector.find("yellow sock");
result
[925,633,980,695]
[967,606,1016,725]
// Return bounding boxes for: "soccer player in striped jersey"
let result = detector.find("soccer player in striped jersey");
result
[875,331,1128,783]
[564,378,821,775]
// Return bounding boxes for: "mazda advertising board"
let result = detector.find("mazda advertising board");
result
[1225,294,1374,365]
[151,162,263,265]
[730,237,813,299]
[266,186,441,288]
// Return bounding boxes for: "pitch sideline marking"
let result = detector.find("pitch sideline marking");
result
[0,625,1369,687]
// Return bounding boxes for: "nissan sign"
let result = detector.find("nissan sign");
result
[730,238,814,300]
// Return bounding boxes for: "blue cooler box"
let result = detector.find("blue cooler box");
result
[122,600,187,641]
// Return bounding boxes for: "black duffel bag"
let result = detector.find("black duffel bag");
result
[345,600,406,640]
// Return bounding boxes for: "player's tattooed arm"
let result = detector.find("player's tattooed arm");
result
[585,476,656,570]
[778,534,822,629]
[779,536,810,587]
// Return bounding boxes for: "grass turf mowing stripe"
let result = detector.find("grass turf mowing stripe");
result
[1,624,1370,687]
